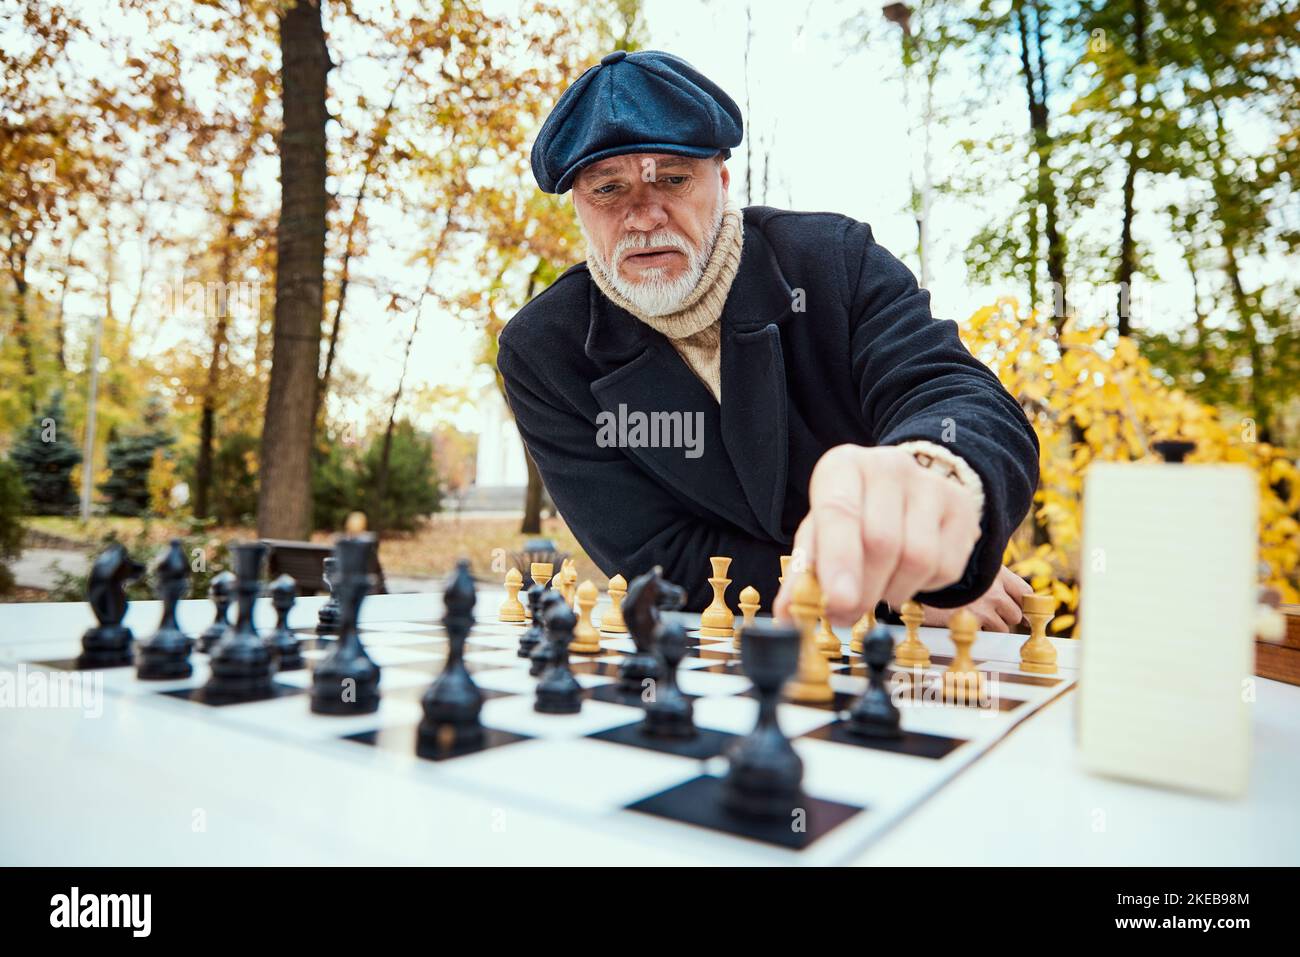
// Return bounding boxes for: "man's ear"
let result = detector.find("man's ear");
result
[718,161,730,193]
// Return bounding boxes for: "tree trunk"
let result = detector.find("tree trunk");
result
[371,308,420,543]
[1187,256,1209,370]
[1207,97,1271,443]
[521,446,544,535]
[194,222,239,520]
[7,248,38,414]
[1017,2,1067,327]
[1116,162,1137,337]
[1115,0,1148,337]
[257,0,331,539]
[1222,241,1270,442]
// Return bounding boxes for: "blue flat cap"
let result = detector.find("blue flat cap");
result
[531,49,743,194]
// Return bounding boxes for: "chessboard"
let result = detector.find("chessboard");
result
[4,584,1078,866]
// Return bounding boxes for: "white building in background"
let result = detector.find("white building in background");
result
[466,383,528,511]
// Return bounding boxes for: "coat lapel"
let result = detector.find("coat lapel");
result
[589,337,767,537]
[718,226,794,540]
[584,215,795,542]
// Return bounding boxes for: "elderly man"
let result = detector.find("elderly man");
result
[497,49,1039,630]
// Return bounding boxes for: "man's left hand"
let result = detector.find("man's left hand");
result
[920,564,1032,633]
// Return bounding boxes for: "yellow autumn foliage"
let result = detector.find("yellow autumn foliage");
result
[147,448,181,519]
[961,298,1300,635]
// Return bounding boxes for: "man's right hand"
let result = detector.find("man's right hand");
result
[773,444,982,626]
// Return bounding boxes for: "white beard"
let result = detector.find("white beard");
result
[582,194,725,317]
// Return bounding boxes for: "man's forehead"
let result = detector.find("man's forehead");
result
[578,153,705,181]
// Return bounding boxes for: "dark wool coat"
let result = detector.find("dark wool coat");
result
[497,206,1039,613]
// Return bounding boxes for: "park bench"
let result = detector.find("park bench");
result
[260,538,388,596]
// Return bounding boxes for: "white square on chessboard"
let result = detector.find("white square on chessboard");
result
[465,631,524,650]
[212,690,424,740]
[359,645,444,668]
[272,664,431,692]
[599,637,637,653]
[436,736,698,813]
[676,670,752,697]
[479,692,639,739]
[691,695,836,737]
[355,631,443,647]
[895,696,1015,740]
[3,642,83,663]
[97,661,212,696]
[359,621,439,633]
[471,666,613,697]
[465,648,529,668]
[980,658,1077,681]
[794,736,952,809]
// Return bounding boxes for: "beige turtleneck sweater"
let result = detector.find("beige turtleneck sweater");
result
[586,200,744,402]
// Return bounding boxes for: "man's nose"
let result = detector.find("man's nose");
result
[624,199,668,233]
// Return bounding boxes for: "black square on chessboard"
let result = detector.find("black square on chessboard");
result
[35,657,132,672]
[587,720,737,760]
[988,671,1063,688]
[739,687,860,714]
[802,719,967,760]
[343,723,530,762]
[585,683,699,709]
[569,660,621,678]
[685,647,737,661]
[162,682,306,707]
[382,682,516,705]
[626,774,864,850]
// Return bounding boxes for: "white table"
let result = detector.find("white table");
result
[2,592,1297,865]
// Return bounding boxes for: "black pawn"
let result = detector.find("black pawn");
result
[846,624,901,739]
[529,590,566,676]
[316,556,341,636]
[198,570,236,653]
[517,581,547,658]
[78,543,145,667]
[722,622,805,818]
[205,542,276,700]
[641,620,695,738]
[267,574,304,670]
[419,560,484,752]
[136,539,194,680]
[311,535,380,714]
[534,600,583,715]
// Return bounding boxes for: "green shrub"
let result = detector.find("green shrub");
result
[210,431,261,525]
[0,459,28,595]
[361,420,442,532]
[311,420,441,533]
[10,392,81,515]
[47,521,231,604]
[99,399,175,517]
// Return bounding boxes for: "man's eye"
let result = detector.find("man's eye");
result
[660,176,688,186]
[593,183,620,195]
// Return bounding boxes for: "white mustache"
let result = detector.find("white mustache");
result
[613,230,693,265]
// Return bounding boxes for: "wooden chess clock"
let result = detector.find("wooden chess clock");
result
[1255,601,1300,687]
